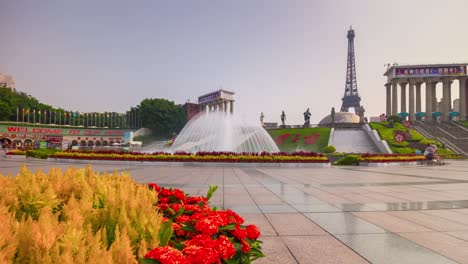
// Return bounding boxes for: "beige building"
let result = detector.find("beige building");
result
[0,73,16,90]
[384,64,468,121]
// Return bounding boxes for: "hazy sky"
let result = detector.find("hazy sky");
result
[2,0,468,124]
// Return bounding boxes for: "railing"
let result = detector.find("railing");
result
[435,137,467,156]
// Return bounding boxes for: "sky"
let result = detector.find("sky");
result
[1,0,468,125]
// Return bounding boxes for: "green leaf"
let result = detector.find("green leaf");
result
[222,258,239,264]
[141,258,161,264]
[173,206,185,218]
[219,223,236,231]
[206,185,218,201]
[180,223,196,232]
[158,220,173,246]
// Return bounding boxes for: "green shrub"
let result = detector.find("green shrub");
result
[392,147,416,154]
[26,149,59,159]
[333,155,360,165]
[322,145,336,153]
[387,115,401,124]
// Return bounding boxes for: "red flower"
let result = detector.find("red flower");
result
[184,234,214,248]
[225,209,244,224]
[159,197,170,204]
[231,224,247,240]
[245,225,261,239]
[145,246,189,264]
[176,214,191,223]
[214,235,236,260]
[183,245,219,264]
[148,182,161,192]
[241,239,251,253]
[195,217,220,236]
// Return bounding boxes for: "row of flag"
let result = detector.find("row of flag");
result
[15,107,136,128]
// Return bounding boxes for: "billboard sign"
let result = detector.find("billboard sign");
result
[395,65,466,77]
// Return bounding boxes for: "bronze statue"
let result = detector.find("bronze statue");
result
[303,108,311,123]
[331,107,336,125]
[280,111,286,126]
[260,112,265,125]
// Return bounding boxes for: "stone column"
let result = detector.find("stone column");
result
[425,79,433,121]
[385,83,392,117]
[400,82,407,113]
[460,77,467,121]
[409,81,415,121]
[392,82,398,115]
[442,79,452,121]
[415,83,422,113]
[229,101,234,114]
[224,101,228,112]
[219,100,224,112]
[432,83,437,111]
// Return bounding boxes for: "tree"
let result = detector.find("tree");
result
[137,98,186,137]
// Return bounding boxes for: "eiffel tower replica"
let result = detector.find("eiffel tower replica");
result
[340,26,362,113]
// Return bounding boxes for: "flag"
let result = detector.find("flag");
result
[25,109,30,114]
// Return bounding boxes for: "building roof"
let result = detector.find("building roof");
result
[383,63,468,76]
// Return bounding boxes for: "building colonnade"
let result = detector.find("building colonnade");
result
[385,77,468,121]
[200,99,234,113]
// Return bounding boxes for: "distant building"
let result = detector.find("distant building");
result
[183,102,200,122]
[0,73,16,90]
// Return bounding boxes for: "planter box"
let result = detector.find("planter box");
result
[359,161,424,167]
[48,158,330,168]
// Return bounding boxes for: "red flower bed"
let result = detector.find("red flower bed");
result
[143,184,264,264]
[50,151,330,163]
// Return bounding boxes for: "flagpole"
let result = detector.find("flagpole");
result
[16,107,19,124]
[22,108,25,123]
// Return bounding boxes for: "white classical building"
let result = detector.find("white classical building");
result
[198,89,235,113]
[384,64,467,121]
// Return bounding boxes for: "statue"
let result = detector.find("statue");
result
[358,105,365,123]
[331,107,336,126]
[280,111,286,126]
[303,108,311,128]
[260,112,265,125]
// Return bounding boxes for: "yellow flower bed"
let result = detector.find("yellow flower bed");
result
[51,152,330,163]
[0,166,162,263]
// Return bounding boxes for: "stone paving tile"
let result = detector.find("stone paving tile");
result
[445,231,468,242]
[421,210,468,225]
[398,232,468,264]
[305,212,386,235]
[254,236,298,264]
[281,235,369,264]
[252,195,287,205]
[352,212,431,233]
[291,203,342,213]
[241,213,277,236]
[259,205,297,214]
[265,213,327,236]
[332,203,377,212]
[388,211,468,231]
[336,233,457,264]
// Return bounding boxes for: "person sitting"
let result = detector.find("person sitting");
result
[423,144,434,163]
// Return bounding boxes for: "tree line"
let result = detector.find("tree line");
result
[0,84,187,136]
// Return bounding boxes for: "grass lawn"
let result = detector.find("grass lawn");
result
[369,122,454,155]
[267,127,331,152]
[458,121,468,128]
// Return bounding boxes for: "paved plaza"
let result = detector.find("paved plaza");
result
[2,158,468,263]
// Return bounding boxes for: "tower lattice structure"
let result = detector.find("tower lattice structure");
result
[340,27,362,113]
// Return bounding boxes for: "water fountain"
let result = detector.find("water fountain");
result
[169,111,279,153]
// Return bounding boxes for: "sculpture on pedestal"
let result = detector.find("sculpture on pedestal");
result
[260,112,265,126]
[331,107,336,126]
[280,111,286,127]
[303,108,311,128]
